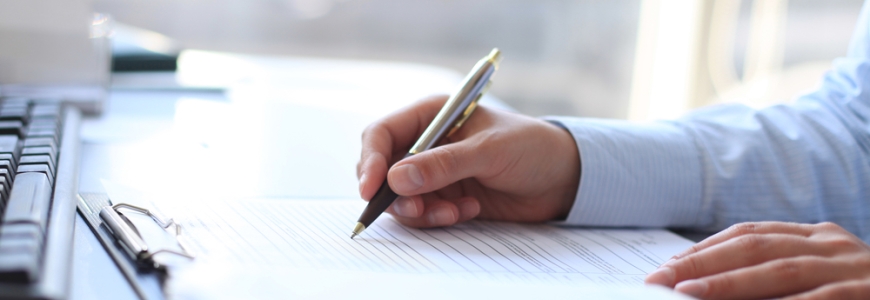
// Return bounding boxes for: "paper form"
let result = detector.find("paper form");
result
[153,198,694,287]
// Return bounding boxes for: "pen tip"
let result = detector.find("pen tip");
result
[351,222,366,239]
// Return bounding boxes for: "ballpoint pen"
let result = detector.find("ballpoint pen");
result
[351,48,502,239]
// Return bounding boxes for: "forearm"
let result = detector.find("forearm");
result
[543,116,703,228]
[547,57,870,240]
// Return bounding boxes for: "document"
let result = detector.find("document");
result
[148,198,693,286]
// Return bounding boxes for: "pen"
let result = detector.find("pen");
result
[351,48,502,239]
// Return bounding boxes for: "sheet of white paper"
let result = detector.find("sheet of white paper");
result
[168,265,694,300]
[151,198,693,288]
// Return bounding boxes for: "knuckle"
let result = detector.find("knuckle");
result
[816,222,843,231]
[366,152,385,169]
[728,222,759,236]
[361,122,379,140]
[681,255,706,276]
[771,259,805,281]
[429,147,460,178]
[708,274,737,296]
[822,236,863,252]
[685,244,703,256]
[735,234,768,252]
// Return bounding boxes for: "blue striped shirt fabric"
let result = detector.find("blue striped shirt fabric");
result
[545,0,870,242]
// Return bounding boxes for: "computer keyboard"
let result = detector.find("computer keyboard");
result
[0,97,82,299]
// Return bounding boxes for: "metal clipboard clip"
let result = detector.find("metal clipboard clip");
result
[99,203,194,269]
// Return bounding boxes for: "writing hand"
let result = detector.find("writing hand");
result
[357,95,580,228]
[645,221,870,299]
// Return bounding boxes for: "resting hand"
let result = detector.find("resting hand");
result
[645,221,870,299]
[357,95,580,228]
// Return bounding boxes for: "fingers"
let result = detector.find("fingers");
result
[358,95,449,200]
[647,222,870,300]
[646,234,829,287]
[357,152,388,200]
[388,194,481,228]
[672,256,860,300]
[386,196,424,218]
[672,222,815,260]
[387,137,497,196]
[784,279,870,300]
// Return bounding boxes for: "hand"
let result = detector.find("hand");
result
[645,221,870,299]
[357,95,580,228]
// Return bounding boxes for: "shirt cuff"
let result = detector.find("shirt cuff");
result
[543,116,704,228]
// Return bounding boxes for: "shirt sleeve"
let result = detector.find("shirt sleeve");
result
[544,0,870,241]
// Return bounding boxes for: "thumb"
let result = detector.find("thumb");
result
[387,140,493,195]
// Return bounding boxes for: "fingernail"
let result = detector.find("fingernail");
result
[661,258,676,267]
[393,197,418,217]
[675,280,707,298]
[358,173,367,196]
[644,267,675,287]
[391,164,424,192]
[427,207,455,225]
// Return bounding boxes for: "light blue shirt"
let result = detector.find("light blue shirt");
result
[546,1,870,242]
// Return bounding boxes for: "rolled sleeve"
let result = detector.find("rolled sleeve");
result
[543,116,704,228]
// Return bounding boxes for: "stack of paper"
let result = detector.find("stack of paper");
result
[121,195,695,299]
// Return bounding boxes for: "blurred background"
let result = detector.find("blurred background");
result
[95,0,864,119]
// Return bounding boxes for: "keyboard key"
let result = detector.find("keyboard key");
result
[2,173,52,232]
[22,146,56,163]
[0,234,40,253]
[0,183,8,206]
[0,160,14,183]
[28,119,58,131]
[0,103,28,110]
[0,108,28,123]
[19,155,54,176]
[25,128,57,141]
[23,138,57,153]
[0,224,42,242]
[0,157,13,169]
[0,154,16,171]
[0,248,40,282]
[0,224,44,268]
[0,121,23,138]
[1,98,29,107]
[0,224,43,282]
[30,104,61,120]
[0,135,19,158]
[16,165,52,185]
[0,169,12,186]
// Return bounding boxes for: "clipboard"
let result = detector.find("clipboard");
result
[76,193,194,300]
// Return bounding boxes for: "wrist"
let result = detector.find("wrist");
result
[543,119,581,220]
